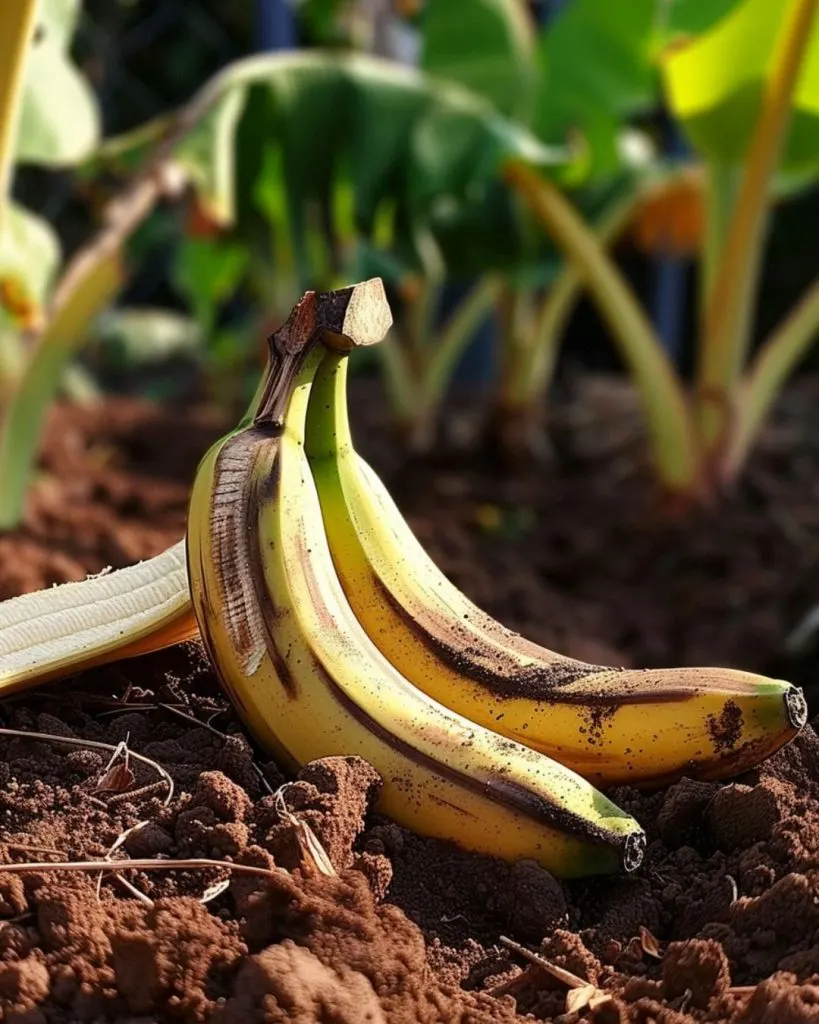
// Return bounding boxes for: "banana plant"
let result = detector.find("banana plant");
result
[507,0,819,503]
[415,0,686,458]
[0,47,559,529]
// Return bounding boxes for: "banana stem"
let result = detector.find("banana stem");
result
[501,185,640,416]
[420,274,501,414]
[697,0,819,450]
[700,160,742,330]
[376,334,421,428]
[0,0,37,223]
[725,272,819,480]
[305,349,349,459]
[505,161,700,494]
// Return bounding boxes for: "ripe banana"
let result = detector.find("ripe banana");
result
[304,349,808,787]
[187,280,646,878]
[0,540,196,693]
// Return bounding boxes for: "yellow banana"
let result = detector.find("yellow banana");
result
[0,540,196,693]
[304,349,807,787]
[187,281,646,878]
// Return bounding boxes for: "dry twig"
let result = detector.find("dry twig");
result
[0,727,174,805]
[0,859,281,880]
[499,935,612,1014]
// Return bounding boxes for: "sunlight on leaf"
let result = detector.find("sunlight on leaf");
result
[663,0,819,170]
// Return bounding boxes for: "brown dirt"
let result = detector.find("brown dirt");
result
[2,377,819,1020]
[0,646,817,1021]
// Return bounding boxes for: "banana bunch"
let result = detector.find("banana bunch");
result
[0,279,807,878]
[187,280,646,877]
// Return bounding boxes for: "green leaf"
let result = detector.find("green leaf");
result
[657,0,744,38]
[15,0,100,166]
[420,0,536,118]
[172,237,249,333]
[663,0,819,170]
[344,66,429,232]
[0,201,60,327]
[533,0,657,176]
[173,88,247,226]
[103,52,562,253]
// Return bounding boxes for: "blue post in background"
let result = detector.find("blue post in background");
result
[255,0,296,51]
[651,126,689,365]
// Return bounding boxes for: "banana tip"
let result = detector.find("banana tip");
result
[623,830,646,873]
[785,686,809,730]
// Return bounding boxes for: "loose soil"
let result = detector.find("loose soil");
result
[2,375,819,1022]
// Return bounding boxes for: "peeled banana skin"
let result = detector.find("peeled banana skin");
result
[0,540,196,693]
[304,349,808,788]
[186,281,647,878]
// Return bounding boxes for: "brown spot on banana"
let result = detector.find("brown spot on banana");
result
[369,575,696,707]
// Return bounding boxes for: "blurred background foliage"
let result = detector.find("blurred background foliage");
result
[2,0,819,523]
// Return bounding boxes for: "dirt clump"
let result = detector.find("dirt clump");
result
[215,940,387,1023]
[495,859,568,942]
[707,778,795,850]
[657,777,718,848]
[661,938,731,1008]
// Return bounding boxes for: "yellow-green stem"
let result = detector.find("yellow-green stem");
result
[0,0,37,221]
[700,160,742,329]
[422,274,501,414]
[504,186,640,413]
[725,274,819,480]
[698,0,819,450]
[505,161,699,494]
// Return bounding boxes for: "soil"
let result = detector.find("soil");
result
[2,376,819,1021]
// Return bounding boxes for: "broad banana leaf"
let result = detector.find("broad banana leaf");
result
[532,0,658,176]
[663,0,819,171]
[420,0,536,119]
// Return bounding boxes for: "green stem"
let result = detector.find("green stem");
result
[504,185,641,413]
[700,160,742,328]
[0,330,23,392]
[421,274,501,414]
[505,161,699,493]
[376,333,419,427]
[698,0,819,450]
[0,0,37,221]
[725,274,819,480]
[0,249,124,528]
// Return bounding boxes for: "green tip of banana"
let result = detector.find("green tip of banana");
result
[0,279,808,879]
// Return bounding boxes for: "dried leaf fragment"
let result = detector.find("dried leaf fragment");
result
[639,924,663,958]
[201,878,230,904]
[275,786,337,877]
[94,761,135,793]
[565,983,611,1013]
